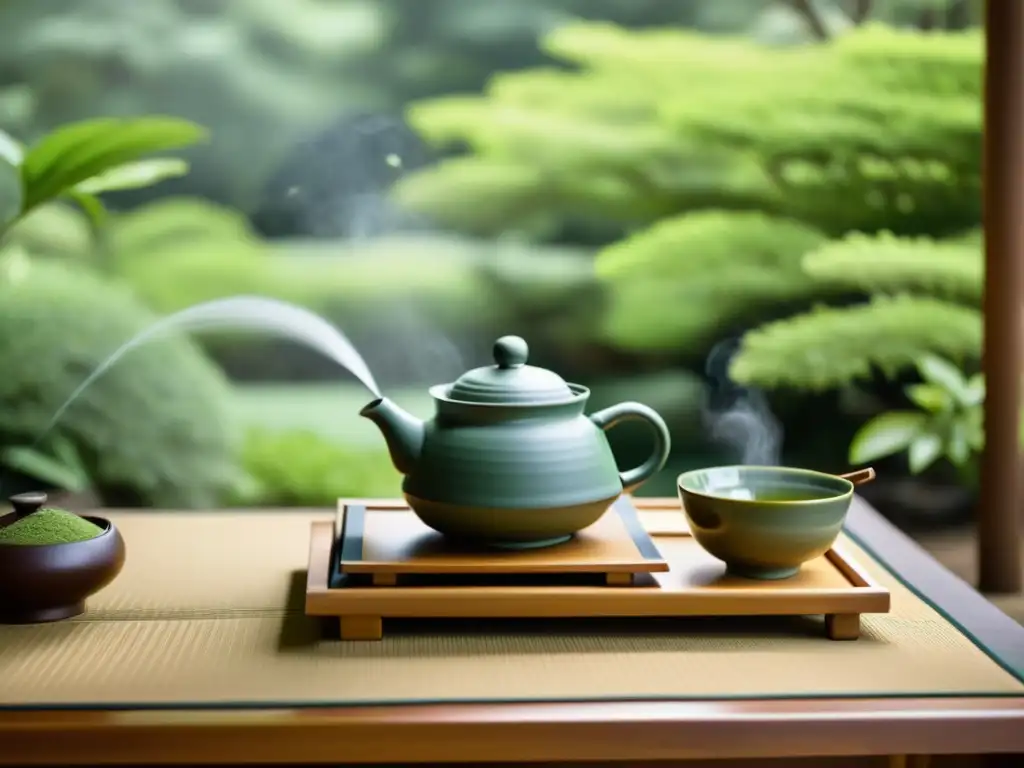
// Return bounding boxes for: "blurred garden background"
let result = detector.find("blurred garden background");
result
[0,0,989,537]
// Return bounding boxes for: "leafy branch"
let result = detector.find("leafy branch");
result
[0,116,207,250]
[849,353,988,483]
[729,294,982,390]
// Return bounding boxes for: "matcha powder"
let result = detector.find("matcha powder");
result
[0,508,103,545]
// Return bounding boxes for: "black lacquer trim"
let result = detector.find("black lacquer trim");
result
[330,504,366,589]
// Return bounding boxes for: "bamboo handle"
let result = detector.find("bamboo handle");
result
[838,467,876,486]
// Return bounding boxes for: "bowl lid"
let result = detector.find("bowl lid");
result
[9,491,47,517]
[447,336,575,405]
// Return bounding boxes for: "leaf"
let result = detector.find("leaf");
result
[849,411,927,464]
[908,432,944,473]
[947,420,972,465]
[74,158,190,195]
[963,373,985,406]
[50,434,89,478]
[916,354,971,403]
[0,129,23,166]
[905,383,952,413]
[965,407,984,449]
[21,118,124,185]
[0,157,21,231]
[21,117,207,212]
[1,445,90,493]
[67,190,108,232]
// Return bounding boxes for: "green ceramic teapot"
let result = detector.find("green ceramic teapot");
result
[361,335,671,548]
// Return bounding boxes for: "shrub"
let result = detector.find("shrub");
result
[0,259,240,507]
[14,197,499,323]
[8,197,612,383]
[229,427,399,507]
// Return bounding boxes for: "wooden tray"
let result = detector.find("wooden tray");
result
[332,497,669,587]
[306,497,891,642]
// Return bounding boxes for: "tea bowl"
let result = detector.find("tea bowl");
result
[677,466,854,580]
[0,505,126,624]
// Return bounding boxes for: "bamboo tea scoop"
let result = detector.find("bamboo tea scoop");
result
[837,467,876,486]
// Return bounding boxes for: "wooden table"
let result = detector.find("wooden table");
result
[0,497,1022,767]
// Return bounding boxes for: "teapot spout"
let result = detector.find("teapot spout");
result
[360,397,424,476]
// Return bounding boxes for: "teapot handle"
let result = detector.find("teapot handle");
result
[589,402,672,493]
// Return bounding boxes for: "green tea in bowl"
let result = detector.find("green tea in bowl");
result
[677,466,860,580]
[0,507,104,545]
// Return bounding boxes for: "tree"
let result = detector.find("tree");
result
[394,22,983,392]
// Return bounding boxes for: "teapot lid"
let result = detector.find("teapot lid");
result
[447,336,575,405]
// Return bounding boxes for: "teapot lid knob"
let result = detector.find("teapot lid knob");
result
[493,336,529,369]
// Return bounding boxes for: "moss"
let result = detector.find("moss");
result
[0,508,103,545]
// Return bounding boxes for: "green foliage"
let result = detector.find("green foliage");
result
[17,117,204,213]
[0,153,18,231]
[398,21,985,393]
[5,191,607,393]
[399,23,982,240]
[596,211,824,280]
[596,211,831,352]
[393,158,551,238]
[229,427,399,507]
[726,229,983,389]
[6,195,465,308]
[0,0,776,208]
[849,355,986,481]
[0,259,240,508]
[0,0,382,204]
[0,122,223,500]
[2,202,94,259]
[6,196,597,363]
[730,296,982,390]
[231,384,434,446]
[2,435,91,493]
[0,117,205,239]
[74,158,190,196]
[850,411,933,469]
[801,231,982,303]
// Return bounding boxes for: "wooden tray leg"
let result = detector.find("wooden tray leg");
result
[605,572,634,586]
[372,573,398,586]
[825,613,860,640]
[888,756,930,768]
[888,757,929,768]
[340,615,383,641]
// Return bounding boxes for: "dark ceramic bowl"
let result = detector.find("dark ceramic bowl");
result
[677,466,854,580]
[0,514,126,623]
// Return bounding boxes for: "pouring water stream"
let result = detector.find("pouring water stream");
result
[24,296,383,462]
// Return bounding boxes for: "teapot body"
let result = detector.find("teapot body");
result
[401,386,666,548]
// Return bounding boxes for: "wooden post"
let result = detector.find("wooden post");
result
[979,0,1024,594]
